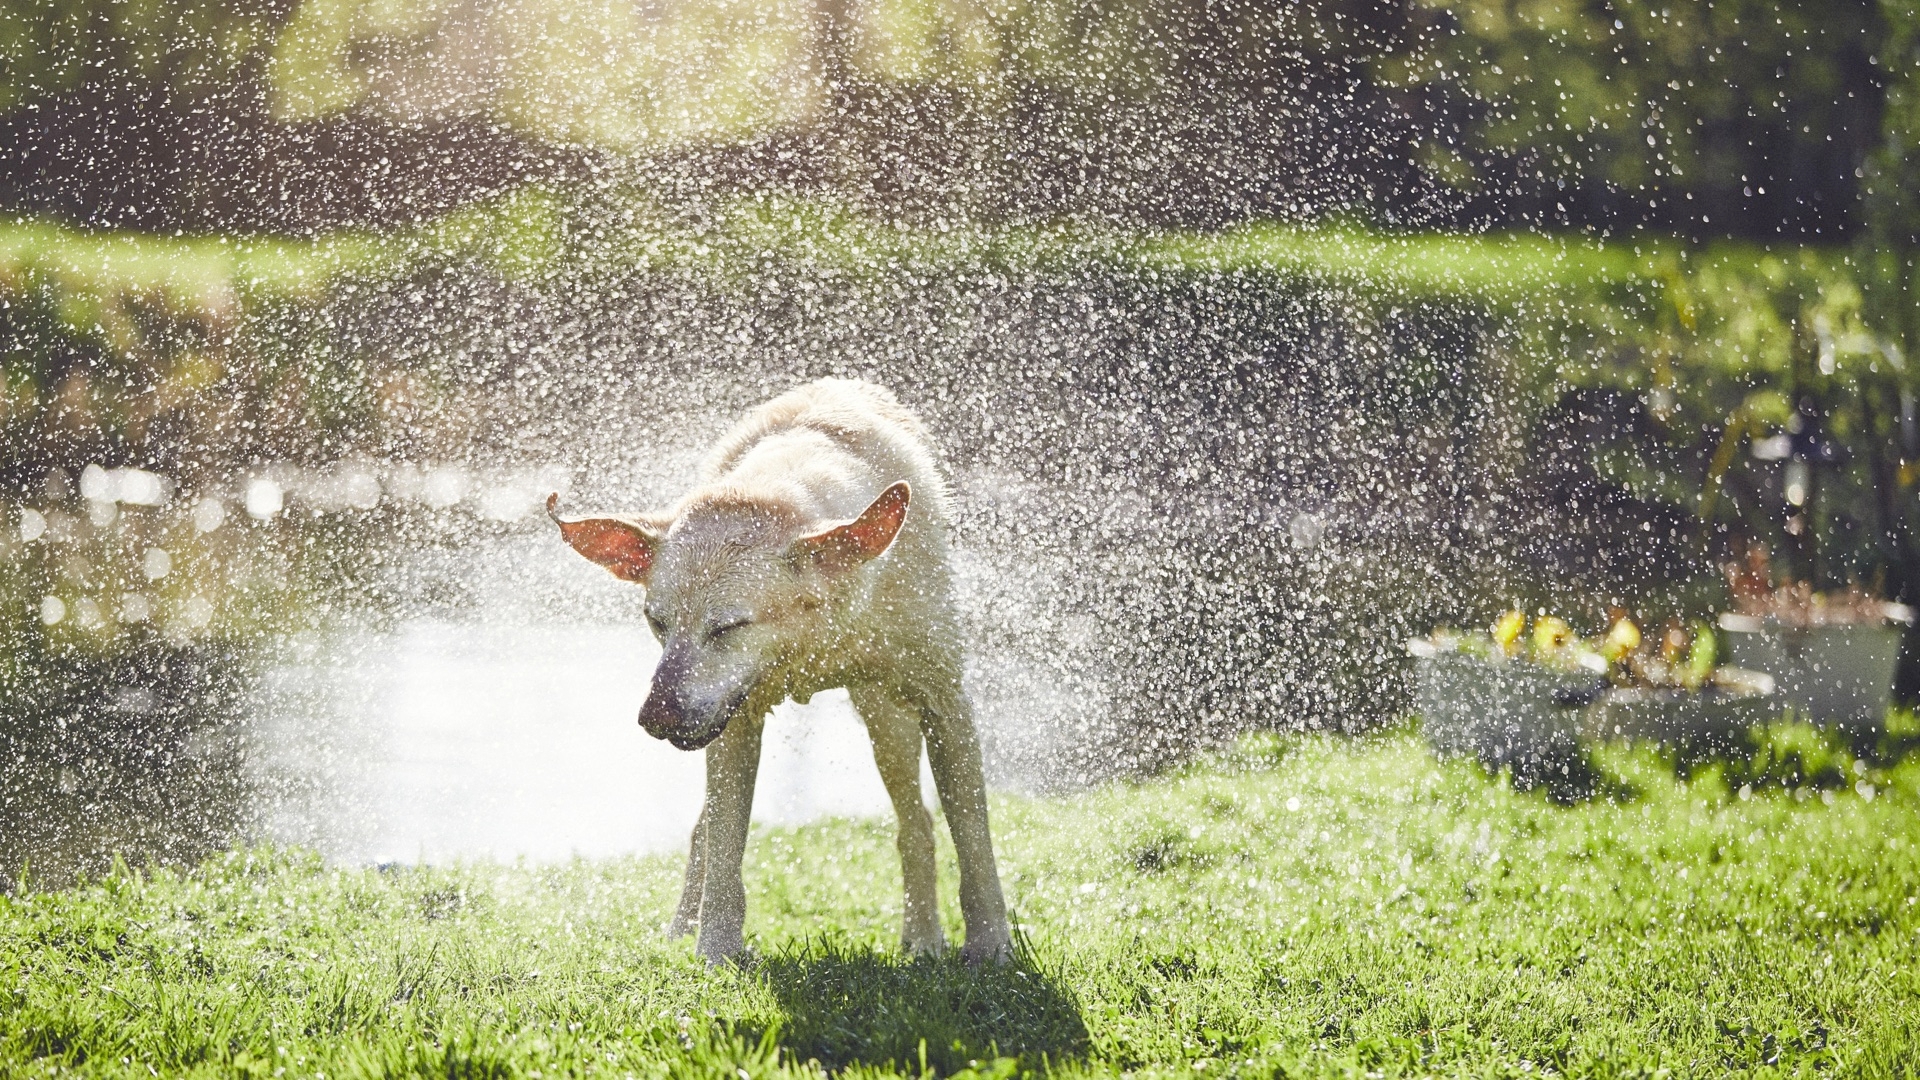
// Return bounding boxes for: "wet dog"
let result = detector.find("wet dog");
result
[550,379,1011,964]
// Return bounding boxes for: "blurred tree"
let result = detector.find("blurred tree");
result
[255,0,1441,226]
[1406,0,1885,237]
[0,0,1446,229]
[268,0,822,144]
[0,0,566,232]
[0,0,284,110]
[1853,0,1920,697]
[0,0,1901,233]
[1863,0,1920,333]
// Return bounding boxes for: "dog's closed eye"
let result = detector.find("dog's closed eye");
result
[708,617,752,642]
[646,612,669,639]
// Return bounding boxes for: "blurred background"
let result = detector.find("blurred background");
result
[4,0,1919,882]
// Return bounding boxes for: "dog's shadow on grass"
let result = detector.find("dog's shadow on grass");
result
[754,935,1089,1073]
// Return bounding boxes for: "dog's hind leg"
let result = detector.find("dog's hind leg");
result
[850,684,946,955]
[913,673,1012,965]
[667,813,706,939]
[695,711,765,962]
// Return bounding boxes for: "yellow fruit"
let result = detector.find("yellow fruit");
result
[1492,610,1526,652]
[1532,615,1574,655]
[1602,617,1641,661]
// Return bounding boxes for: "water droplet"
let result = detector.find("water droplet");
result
[73,597,106,630]
[120,593,153,623]
[193,496,228,533]
[79,464,112,501]
[180,596,217,630]
[246,479,284,520]
[142,548,173,581]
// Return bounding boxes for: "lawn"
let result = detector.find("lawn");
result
[3,729,1918,1079]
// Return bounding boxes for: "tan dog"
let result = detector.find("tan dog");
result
[550,379,1011,964]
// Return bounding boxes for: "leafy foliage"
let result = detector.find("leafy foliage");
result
[0,0,1903,233]
[0,0,282,112]
[1407,0,1883,235]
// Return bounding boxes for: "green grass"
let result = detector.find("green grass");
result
[4,730,1919,1078]
[0,186,565,323]
[2,188,1833,321]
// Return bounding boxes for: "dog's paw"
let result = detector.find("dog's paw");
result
[902,932,948,958]
[695,945,746,968]
[695,928,748,967]
[701,946,757,970]
[960,934,1012,968]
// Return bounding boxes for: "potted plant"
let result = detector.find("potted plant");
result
[1411,612,1776,765]
[1716,544,1913,730]
[1409,614,1605,768]
[1592,616,1779,749]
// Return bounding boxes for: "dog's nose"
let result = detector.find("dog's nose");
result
[637,691,686,740]
[640,646,697,740]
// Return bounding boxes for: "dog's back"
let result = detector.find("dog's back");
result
[697,379,953,532]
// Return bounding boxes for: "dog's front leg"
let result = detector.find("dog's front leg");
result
[917,678,1012,965]
[695,712,765,962]
[667,812,707,939]
[851,684,946,955]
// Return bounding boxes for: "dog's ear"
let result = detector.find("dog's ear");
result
[548,493,667,584]
[793,482,911,574]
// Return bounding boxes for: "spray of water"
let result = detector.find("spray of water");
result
[1,0,1915,889]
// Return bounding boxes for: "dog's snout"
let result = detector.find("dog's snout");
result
[639,697,720,751]
[638,645,692,736]
[638,694,729,750]
[638,645,737,750]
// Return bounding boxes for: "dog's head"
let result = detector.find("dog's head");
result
[550,482,910,750]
